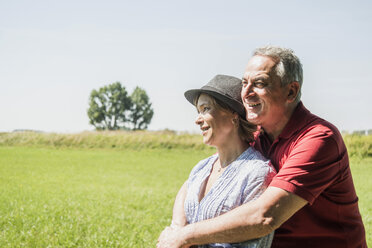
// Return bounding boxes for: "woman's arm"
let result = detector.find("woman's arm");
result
[171,181,188,228]
[157,181,189,247]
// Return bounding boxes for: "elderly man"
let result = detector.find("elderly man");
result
[157,46,367,248]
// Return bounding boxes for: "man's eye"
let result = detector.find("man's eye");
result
[254,82,265,88]
[242,80,248,86]
[202,107,210,112]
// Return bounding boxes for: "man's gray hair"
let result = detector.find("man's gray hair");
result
[253,45,303,102]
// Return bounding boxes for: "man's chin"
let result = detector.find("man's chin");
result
[246,114,261,124]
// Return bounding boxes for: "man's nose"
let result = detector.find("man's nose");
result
[242,82,255,97]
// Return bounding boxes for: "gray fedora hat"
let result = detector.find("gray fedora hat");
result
[184,74,246,118]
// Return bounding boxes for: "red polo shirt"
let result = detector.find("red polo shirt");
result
[254,102,366,248]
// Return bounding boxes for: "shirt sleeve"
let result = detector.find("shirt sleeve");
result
[269,125,346,205]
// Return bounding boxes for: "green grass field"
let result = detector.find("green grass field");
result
[349,157,372,245]
[0,143,370,246]
[0,146,213,247]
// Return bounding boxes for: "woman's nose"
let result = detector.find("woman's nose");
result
[195,114,203,125]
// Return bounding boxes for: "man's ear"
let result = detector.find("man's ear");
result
[287,81,300,102]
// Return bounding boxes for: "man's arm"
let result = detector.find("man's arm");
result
[158,186,307,247]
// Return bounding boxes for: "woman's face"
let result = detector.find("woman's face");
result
[195,94,236,147]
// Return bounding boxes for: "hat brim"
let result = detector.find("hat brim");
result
[184,88,246,119]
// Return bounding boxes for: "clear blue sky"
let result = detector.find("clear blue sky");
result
[1,0,371,133]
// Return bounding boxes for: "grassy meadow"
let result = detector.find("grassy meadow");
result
[0,132,371,247]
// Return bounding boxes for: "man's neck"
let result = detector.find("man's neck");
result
[263,103,298,142]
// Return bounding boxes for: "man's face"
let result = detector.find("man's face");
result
[241,55,290,129]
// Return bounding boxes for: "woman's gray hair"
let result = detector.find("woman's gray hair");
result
[253,45,303,102]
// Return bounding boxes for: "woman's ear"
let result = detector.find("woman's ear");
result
[232,113,239,126]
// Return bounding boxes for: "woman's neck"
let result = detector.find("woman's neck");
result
[216,136,249,168]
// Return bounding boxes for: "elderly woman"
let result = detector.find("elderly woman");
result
[158,75,276,248]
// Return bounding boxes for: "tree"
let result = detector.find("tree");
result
[87,82,154,130]
[129,86,154,130]
[87,82,132,130]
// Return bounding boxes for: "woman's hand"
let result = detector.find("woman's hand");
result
[157,225,190,248]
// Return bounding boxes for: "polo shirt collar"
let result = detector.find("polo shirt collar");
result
[277,101,311,139]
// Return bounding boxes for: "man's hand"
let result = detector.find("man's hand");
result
[157,226,190,248]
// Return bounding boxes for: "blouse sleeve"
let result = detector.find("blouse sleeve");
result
[241,160,276,204]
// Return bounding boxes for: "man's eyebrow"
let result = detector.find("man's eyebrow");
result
[242,75,267,81]
[252,76,266,81]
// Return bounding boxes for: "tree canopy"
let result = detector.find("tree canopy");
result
[87,82,153,130]
[129,87,154,130]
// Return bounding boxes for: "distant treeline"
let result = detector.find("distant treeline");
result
[0,131,213,151]
[342,130,372,136]
[1,131,371,158]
